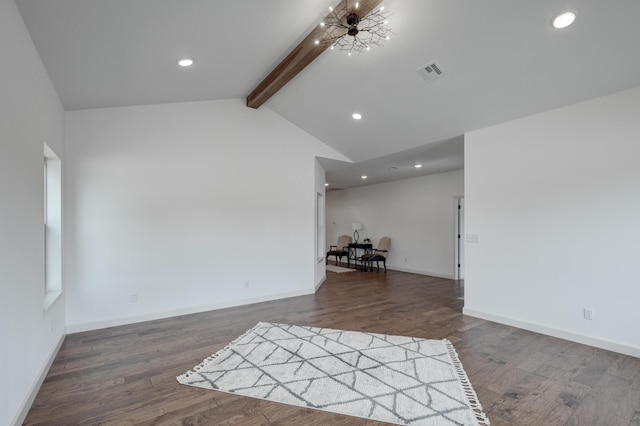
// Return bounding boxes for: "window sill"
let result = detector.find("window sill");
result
[44,290,63,312]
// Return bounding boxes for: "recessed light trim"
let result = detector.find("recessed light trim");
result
[178,58,194,67]
[552,11,576,29]
[352,113,362,120]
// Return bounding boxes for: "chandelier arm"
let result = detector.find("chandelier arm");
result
[358,28,389,39]
[329,33,352,50]
[321,0,389,54]
[353,35,369,50]
[349,37,358,54]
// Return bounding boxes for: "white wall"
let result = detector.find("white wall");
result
[0,0,66,424]
[326,170,464,277]
[464,86,640,357]
[65,99,347,331]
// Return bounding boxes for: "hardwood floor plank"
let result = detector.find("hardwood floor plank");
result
[24,269,640,425]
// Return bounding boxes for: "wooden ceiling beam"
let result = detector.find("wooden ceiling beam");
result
[246,0,383,109]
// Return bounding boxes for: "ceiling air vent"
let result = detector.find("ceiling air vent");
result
[416,61,445,83]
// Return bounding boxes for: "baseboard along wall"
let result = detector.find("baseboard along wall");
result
[463,308,640,358]
[13,333,66,426]
[66,289,314,334]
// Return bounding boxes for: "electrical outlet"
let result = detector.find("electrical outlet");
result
[130,294,138,303]
[583,308,593,320]
[466,234,480,243]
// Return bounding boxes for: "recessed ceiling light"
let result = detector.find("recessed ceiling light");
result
[414,164,423,168]
[324,183,329,186]
[552,11,576,29]
[352,113,362,120]
[178,58,194,67]
[361,175,367,179]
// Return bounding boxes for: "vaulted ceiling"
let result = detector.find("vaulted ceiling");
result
[16,0,640,189]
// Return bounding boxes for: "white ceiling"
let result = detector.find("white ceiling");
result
[16,0,640,189]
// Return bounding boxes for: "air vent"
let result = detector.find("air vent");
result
[416,61,445,83]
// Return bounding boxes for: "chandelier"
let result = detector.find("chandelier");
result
[320,1,391,55]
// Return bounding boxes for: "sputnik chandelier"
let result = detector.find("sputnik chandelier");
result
[319,1,391,55]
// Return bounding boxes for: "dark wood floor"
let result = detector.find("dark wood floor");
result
[25,267,640,425]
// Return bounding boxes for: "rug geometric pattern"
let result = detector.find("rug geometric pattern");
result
[178,322,489,425]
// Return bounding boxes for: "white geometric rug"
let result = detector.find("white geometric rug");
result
[177,322,490,425]
[326,264,355,273]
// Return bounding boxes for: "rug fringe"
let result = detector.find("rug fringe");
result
[176,322,267,384]
[443,339,491,426]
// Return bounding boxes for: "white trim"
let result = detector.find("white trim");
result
[453,196,464,280]
[315,275,326,291]
[463,308,640,358]
[386,265,454,280]
[66,289,314,333]
[12,333,65,426]
[43,289,63,311]
[316,192,325,262]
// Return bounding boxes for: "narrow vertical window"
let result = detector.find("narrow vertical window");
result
[44,143,62,309]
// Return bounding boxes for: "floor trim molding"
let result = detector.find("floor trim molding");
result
[387,265,454,280]
[314,275,326,291]
[66,289,313,334]
[13,332,65,426]
[463,308,640,358]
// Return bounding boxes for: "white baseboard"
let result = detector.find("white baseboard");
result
[12,332,65,426]
[315,275,326,291]
[463,308,640,358]
[387,265,454,280]
[66,289,313,334]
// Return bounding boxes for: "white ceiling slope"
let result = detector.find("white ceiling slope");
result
[16,0,640,189]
